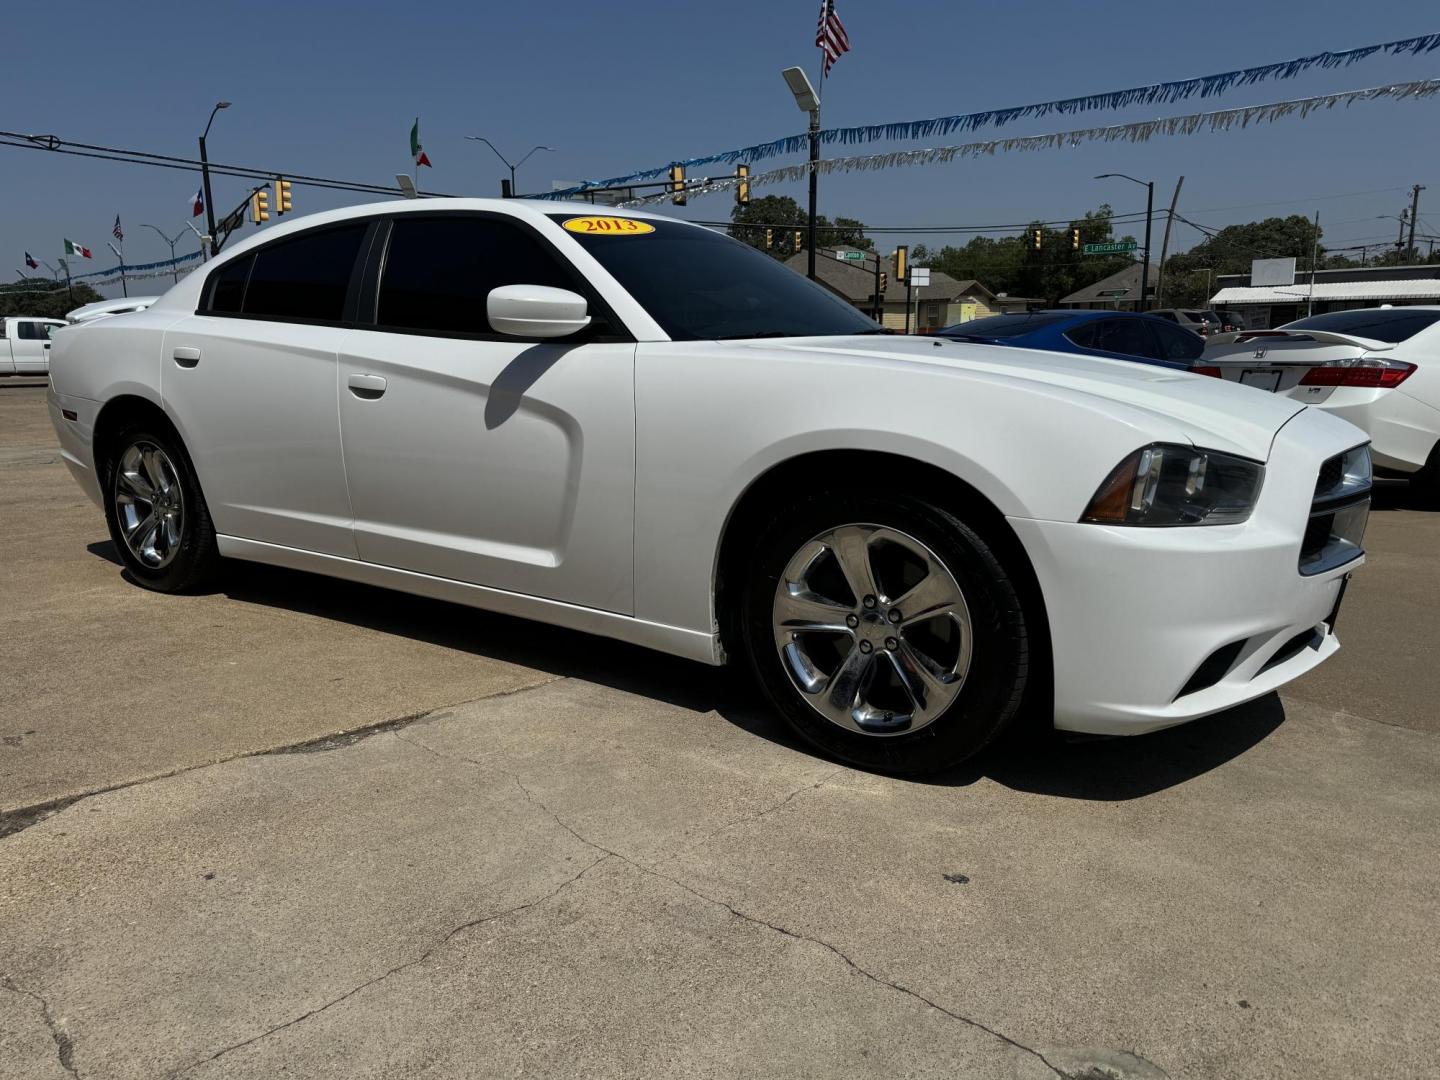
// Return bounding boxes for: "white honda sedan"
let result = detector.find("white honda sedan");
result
[1201,306,1440,499]
[47,199,1371,774]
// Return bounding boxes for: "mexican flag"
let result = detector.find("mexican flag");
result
[64,239,93,259]
[410,119,431,168]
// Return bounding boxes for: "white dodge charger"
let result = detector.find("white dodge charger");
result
[47,199,1371,773]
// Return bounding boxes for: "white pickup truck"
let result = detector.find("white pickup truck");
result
[1,316,66,375]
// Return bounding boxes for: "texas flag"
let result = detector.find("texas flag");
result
[190,189,204,218]
[63,239,93,259]
[24,252,39,270]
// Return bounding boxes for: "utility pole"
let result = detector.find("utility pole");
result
[1408,184,1425,259]
[59,257,74,305]
[1396,209,1409,253]
[1155,175,1185,308]
[198,101,230,257]
[1307,211,1321,317]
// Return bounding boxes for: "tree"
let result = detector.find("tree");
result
[0,277,102,319]
[1160,214,1323,308]
[729,196,872,259]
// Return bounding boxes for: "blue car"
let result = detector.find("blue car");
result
[938,309,1204,370]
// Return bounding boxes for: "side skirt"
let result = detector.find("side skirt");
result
[216,535,723,666]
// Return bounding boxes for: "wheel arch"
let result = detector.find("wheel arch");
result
[712,448,1053,716]
[91,393,179,470]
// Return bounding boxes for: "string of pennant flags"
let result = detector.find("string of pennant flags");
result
[545,30,1440,198]
[612,77,1440,208]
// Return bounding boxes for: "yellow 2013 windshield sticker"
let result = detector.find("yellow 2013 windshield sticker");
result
[562,216,655,236]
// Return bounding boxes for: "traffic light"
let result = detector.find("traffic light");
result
[250,188,269,224]
[894,245,908,283]
[1071,228,1081,250]
[764,228,773,249]
[793,230,803,251]
[275,178,293,216]
[879,272,888,293]
[669,164,687,206]
[1032,228,1042,250]
[735,164,749,206]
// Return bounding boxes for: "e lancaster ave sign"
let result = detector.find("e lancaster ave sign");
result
[1083,240,1138,255]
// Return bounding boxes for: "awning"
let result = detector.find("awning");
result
[1211,279,1440,305]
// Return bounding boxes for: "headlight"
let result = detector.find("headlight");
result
[1081,443,1264,526]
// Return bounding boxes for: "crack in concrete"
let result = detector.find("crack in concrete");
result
[1,975,80,1078]
[0,676,568,840]
[165,851,610,1078]
[497,769,1065,1079]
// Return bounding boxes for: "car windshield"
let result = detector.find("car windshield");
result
[1283,308,1440,343]
[550,214,880,340]
[939,312,1071,338]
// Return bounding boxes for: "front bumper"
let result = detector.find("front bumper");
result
[47,388,103,508]
[1010,407,1365,735]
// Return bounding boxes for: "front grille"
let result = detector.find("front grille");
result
[1260,627,1322,673]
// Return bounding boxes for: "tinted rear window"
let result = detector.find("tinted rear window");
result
[1283,308,1440,343]
[242,224,367,321]
[206,255,253,314]
[940,312,1070,338]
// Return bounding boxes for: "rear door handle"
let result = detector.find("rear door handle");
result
[347,373,387,400]
[172,347,201,368]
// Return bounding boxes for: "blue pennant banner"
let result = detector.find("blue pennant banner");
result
[612,79,1440,207]
[546,32,1440,199]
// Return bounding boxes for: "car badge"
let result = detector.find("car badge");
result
[1253,346,1268,359]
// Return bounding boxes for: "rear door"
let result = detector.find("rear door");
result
[160,221,372,557]
[1069,317,1170,366]
[0,320,12,374]
[335,212,636,613]
[11,320,51,373]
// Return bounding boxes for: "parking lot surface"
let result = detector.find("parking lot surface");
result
[2,378,1437,1079]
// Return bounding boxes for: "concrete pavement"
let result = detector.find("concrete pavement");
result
[2,380,1438,1079]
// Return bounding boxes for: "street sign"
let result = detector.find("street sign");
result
[837,249,867,261]
[1099,289,1130,297]
[1083,241,1138,255]
[909,267,931,287]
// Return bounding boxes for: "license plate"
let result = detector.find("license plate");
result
[1241,369,1282,392]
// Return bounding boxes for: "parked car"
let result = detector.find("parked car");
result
[1212,308,1250,332]
[0,316,65,375]
[1150,308,1221,335]
[66,296,159,324]
[939,309,1204,369]
[1200,306,1439,497]
[48,200,1370,774]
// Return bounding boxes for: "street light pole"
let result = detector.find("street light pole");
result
[198,101,230,257]
[106,242,128,298]
[781,67,823,281]
[466,138,555,198]
[1096,173,1154,311]
[142,224,187,283]
[184,221,211,263]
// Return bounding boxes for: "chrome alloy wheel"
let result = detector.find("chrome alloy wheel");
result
[772,524,973,736]
[113,442,184,569]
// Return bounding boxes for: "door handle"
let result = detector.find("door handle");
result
[172,347,201,368]
[347,373,387,400]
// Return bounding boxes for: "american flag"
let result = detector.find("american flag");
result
[112,215,124,242]
[816,0,849,77]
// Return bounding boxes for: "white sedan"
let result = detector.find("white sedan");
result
[1201,307,1440,499]
[47,199,1371,774]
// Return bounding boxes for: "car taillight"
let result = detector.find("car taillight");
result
[1298,359,1416,388]
[1192,365,1223,378]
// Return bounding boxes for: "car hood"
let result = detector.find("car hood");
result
[761,335,1308,461]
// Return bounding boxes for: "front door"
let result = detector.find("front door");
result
[11,320,57,373]
[336,213,635,614]
[160,222,371,557]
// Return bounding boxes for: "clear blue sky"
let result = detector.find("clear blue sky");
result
[5,0,1439,296]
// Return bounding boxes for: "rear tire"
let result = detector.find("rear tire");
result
[100,422,220,592]
[740,490,1029,775]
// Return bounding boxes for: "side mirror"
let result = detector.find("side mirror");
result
[487,285,591,339]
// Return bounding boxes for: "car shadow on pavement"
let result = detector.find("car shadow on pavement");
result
[1370,478,1434,512]
[85,540,1288,801]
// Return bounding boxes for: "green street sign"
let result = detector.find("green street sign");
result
[1099,289,1130,296]
[838,250,866,260]
[1083,241,1138,255]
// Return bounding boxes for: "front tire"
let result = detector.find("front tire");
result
[101,423,220,592]
[740,491,1030,775]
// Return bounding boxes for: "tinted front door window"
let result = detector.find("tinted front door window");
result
[243,225,367,321]
[377,216,576,335]
[1093,318,1162,359]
